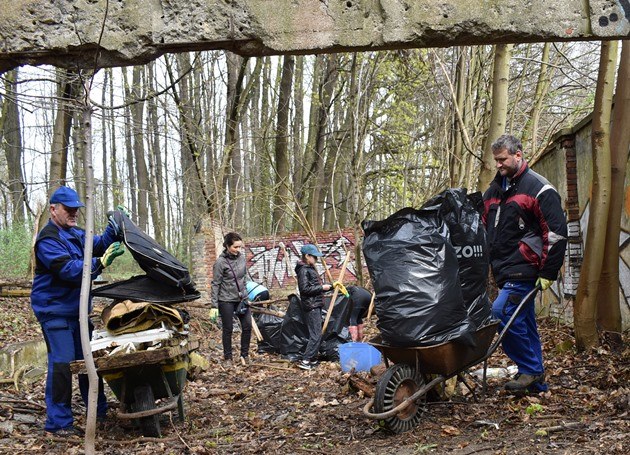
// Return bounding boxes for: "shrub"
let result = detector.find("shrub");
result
[0,224,32,280]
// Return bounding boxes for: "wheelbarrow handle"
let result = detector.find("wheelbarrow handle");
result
[362,375,444,420]
[484,284,541,361]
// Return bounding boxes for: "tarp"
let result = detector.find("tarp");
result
[421,188,492,327]
[111,210,198,295]
[93,275,200,304]
[101,300,185,335]
[92,211,200,303]
[254,308,284,354]
[257,294,351,361]
[362,207,476,347]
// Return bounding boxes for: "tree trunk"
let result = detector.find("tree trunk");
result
[121,68,137,218]
[1,70,26,223]
[130,66,150,231]
[220,52,249,222]
[108,69,121,207]
[309,54,339,231]
[49,69,76,192]
[596,40,630,345]
[146,61,164,244]
[522,43,551,157]
[272,55,295,232]
[477,44,512,190]
[574,40,617,351]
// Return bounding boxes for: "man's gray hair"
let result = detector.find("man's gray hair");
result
[491,134,522,155]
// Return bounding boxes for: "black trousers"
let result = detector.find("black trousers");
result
[218,301,252,359]
[303,307,323,361]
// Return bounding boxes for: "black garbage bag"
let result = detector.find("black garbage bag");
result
[279,294,351,361]
[254,307,284,354]
[320,295,352,361]
[362,207,476,347]
[422,188,492,327]
[279,294,309,361]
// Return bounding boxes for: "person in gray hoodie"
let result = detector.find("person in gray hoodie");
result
[211,232,252,365]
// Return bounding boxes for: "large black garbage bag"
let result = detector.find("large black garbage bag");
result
[279,294,309,361]
[254,307,284,354]
[320,295,352,361]
[422,188,492,327]
[362,207,475,347]
[279,294,351,361]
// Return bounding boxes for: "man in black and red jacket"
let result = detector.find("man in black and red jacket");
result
[483,134,567,393]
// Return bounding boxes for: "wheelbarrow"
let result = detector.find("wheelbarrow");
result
[362,286,540,433]
[75,335,198,438]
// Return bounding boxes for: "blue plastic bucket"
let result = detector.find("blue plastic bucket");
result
[338,342,382,372]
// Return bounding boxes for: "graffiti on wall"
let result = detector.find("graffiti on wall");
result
[246,235,359,289]
[561,200,630,311]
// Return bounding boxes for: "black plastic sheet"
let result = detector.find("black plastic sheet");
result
[93,275,200,304]
[254,307,284,354]
[274,294,351,361]
[422,188,492,327]
[362,207,475,347]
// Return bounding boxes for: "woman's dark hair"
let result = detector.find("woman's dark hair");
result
[223,232,242,249]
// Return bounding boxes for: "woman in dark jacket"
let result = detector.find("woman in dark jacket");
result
[295,244,331,370]
[211,232,252,365]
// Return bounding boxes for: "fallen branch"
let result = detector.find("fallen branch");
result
[250,362,295,371]
[0,397,46,409]
[348,374,375,397]
[0,365,28,391]
[538,422,584,433]
[250,307,285,318]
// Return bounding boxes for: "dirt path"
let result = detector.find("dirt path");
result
[0,297,628,454]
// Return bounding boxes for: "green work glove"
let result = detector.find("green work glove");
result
[209,308,219,322]
[100,242,124,268]
[536,277,553,291]
[117,205,130,217]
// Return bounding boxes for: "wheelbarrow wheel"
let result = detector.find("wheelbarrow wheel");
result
[373,363,425,433]
[133,384,161,438]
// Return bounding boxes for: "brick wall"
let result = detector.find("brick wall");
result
[191,219,367,304]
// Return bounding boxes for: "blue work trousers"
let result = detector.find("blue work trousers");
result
[39,317,107,432]
[492,281,544,377]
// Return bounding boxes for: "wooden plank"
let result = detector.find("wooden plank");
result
[1,289,31,297]
[71,339,199,374]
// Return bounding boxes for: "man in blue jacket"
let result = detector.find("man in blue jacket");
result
[483,135,567,394]
[31,186,125,436]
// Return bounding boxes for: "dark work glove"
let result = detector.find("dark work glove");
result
[107,205,130,240]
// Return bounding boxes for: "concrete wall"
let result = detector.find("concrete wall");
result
[1,1,629,71]
[532,116,630,330]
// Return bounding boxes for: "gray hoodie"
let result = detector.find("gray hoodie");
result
[211,250,247,307]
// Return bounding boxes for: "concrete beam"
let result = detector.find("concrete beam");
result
[0,0,629,71]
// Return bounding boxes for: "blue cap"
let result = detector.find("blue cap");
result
[300,244,324,257]
[49,186,85,208]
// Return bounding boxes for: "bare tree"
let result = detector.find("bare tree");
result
[478,44,513,190]
[272,55,295,231]
[574,40,618,351]
[1,70,26,223]
[596,40,630,347]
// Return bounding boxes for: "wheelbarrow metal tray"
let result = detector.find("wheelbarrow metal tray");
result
[368,321,499,376]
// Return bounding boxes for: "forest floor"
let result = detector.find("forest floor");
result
[0,295,628,454]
